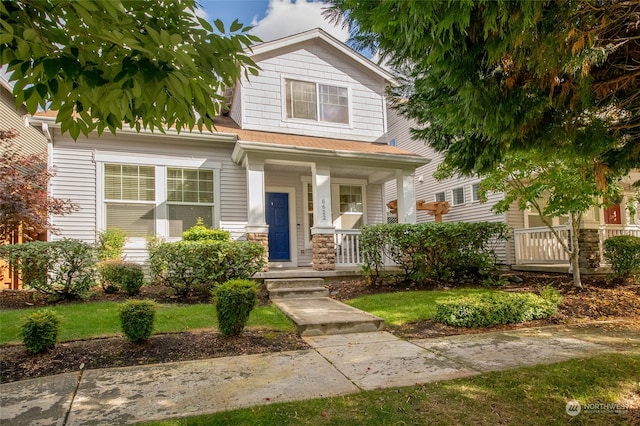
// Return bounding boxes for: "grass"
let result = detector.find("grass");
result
[0,302,294,344]
[144,352,640,425]
[346,288,496,325]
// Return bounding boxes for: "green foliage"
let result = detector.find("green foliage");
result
[182,219,230,242]
[96,228,127,261]
[434,292,560,328]
[97,260,145,295]
[1,1,261,138]
[119,300,156,343]
[603,235,640,279]
[327,1,637,179]
[360,222,509,283]
[0,239,95,299]
[21,310,60,354]
[212,279,258,337]
[148,240,265,297]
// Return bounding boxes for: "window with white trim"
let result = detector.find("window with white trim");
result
[104,164,156,237]
[451,187,465,206]
[435,192,446,202]
[471,183,481,202]
[167,168,214,237]
[285,79,349,124]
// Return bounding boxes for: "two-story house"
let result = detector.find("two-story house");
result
[27,29,429,272]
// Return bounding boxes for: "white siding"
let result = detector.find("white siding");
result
[366,184,384,225]
[240,42,388,142]
[49,146,96,243]
[385,110,511,264]
[49,130,247,263]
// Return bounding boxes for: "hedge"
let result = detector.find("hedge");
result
[360,222,510,283]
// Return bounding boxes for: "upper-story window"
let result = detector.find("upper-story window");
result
[285,79,349,124]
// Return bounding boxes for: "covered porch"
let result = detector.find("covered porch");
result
[231,139,429,271]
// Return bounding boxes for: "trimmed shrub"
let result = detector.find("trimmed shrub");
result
[360,222,510,283]
[0,239,95,299]
[434,292,560,327]
[182,218,230,242]
[21,310,61,354]
[96,228,127,261]
[212,279,258,337]
[97,260,145,295]
[119,300,156,343]
[148,240,265,297]
[603,235,640,280]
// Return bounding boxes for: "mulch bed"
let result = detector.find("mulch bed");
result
[1,272,639,384]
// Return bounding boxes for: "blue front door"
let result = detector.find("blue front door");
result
[266,192,290,261]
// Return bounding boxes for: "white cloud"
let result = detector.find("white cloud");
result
[250,0,348,43]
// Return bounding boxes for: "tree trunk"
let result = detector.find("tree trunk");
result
[570,214,583,288]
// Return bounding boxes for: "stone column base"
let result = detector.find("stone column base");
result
[312,233,335,271]
[247,232,269,272]
[578,228,600,270]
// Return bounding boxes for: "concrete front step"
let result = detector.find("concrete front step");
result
[269,287,329,299]
[266,278,329,299]
[273,297,386,336]
[265,278,325,290]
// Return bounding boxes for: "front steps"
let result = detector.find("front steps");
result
[266,278,385,336]
[265,278,329,299]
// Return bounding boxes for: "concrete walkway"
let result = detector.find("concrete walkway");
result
[2,322,638,425]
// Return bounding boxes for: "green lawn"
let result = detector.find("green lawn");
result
[346,288,495,325]
[0,302,294,344]
[144,352,640,425]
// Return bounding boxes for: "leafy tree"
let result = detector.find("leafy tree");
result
[325,0,639,181]
[0,128,75,241]
[470,151,621,288]
[0,0,260,138]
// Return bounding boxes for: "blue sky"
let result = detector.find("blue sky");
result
[197,0,349,43]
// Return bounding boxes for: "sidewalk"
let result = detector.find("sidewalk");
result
[2,322,639,425]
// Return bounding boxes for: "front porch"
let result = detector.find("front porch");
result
[231,138,429,272]
[513,224,640,272]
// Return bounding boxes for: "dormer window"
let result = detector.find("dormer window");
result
[285,79,349,124]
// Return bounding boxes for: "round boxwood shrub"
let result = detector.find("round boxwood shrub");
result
[603,235,640,280]
[119,300,156,343]
[212,279,258,337]
[21,310,61,354]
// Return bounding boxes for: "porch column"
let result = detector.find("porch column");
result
[311,164,335,271]
[396,169,416,224]
[245,161,269,271]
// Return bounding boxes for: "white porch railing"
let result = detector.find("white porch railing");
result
[514,224,640,265]
[514,226,571,264]
[334,229,362,266]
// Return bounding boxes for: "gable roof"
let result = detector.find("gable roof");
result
[249,28,396,85]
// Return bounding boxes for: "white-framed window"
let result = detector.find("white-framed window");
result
[285,78,349,124]
[435,192,446,202]
[167,168,215,238]
[104,164,156,237]
[302,179,366,248]
[471,183,481,202]
[451,187,465,206]
[99,155,220,241]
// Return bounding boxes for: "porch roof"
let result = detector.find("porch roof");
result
[216,117,429,168]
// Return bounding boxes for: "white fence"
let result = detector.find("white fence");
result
[514,225,640,265]
[334,229,362,266]
[514,226,571,264]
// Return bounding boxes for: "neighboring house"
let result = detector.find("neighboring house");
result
[27,29,429,272]
[385,108,640,272]
[0,77,49,289]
